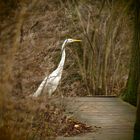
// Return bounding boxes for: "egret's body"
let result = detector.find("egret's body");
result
[33,39,81,97]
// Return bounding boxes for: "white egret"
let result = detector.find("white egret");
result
[33,38,81,97]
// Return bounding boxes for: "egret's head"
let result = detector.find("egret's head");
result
[66,38,82,43]
[62,38,81,51]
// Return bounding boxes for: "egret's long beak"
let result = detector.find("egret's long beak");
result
[72,39,82,42]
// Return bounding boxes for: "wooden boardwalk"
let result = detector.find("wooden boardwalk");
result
[57,97,136,140]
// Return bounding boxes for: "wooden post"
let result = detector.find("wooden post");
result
[134,83,140,139]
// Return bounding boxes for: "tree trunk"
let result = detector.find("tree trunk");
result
[121,0,140,106]
[120,0,140,139]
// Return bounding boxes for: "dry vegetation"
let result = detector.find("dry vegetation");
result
[0,0,133,139]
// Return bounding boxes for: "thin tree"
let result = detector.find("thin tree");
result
[133,0,140,138]
[120,0,140,139]
[121,0,140,106]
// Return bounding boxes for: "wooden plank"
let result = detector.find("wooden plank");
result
[57,97,136,140]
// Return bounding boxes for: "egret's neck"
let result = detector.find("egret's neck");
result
[57,40,67,72]
[61,39,67,51]
[57,48,66,69]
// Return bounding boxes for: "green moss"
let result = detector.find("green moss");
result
[121,89,137,106]
[121,75,138,106]
[134,121,140,140]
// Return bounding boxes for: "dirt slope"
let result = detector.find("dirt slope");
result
[0,1,92,139]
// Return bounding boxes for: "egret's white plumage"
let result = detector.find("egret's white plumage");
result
[33,39,81,97]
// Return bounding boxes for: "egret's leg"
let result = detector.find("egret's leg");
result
[60,91,64,99]
[59,91,65,110]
